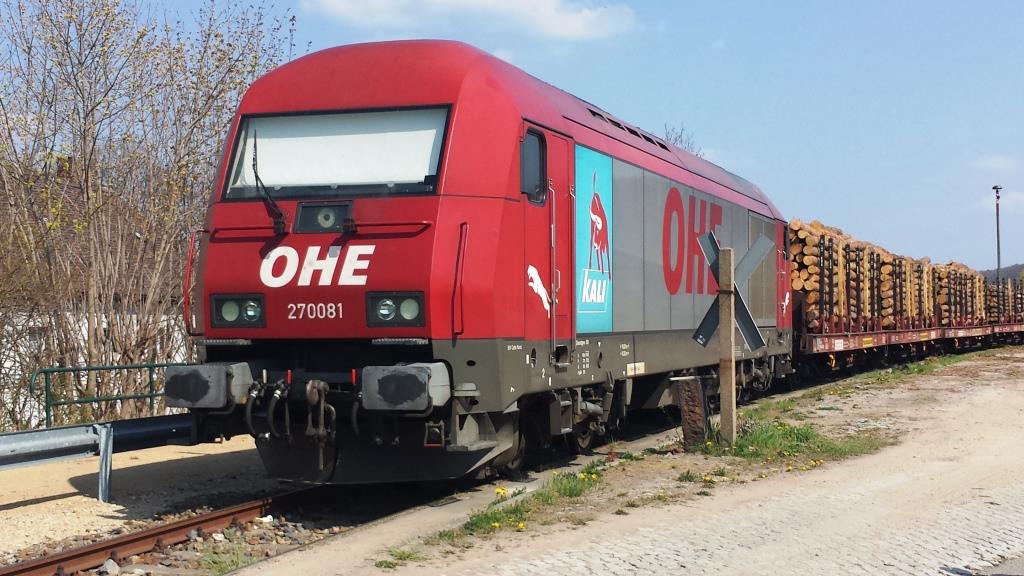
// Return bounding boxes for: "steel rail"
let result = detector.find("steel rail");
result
[0,488,319,576]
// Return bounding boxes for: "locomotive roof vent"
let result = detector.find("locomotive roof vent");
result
[587,106,670,154]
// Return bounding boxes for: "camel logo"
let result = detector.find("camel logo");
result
[526,264,551,318]
[574,146,613,333]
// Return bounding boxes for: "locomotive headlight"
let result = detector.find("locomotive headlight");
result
[295,203,349,233]
[316,207,337,229]
[242,300,262,322]
[221,300,240,323]
[211,295,265,328]
[366,292,424,327]
[399,298,420,320]
[376,298,397,321]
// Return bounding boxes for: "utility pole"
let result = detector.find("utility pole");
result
[994,185,1002,318]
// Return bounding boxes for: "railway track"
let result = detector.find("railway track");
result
[1,477,465,576]
[0,487,324,576]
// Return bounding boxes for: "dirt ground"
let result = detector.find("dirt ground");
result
[369,347,1024,575]
[0,435,285,562]
[7,347,1024,575]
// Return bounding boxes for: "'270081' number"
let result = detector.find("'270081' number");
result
[287,302,343,320]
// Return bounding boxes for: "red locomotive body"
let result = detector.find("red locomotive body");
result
[167,41,792,482]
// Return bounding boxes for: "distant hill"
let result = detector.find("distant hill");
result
[980,263,1024,282]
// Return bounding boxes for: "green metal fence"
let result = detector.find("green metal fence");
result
[29,363,191,428]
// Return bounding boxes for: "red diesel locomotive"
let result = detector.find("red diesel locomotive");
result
[166,40,794,483]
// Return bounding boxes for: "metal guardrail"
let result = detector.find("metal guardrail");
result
[29,363,190,427]
[0,414,193,502]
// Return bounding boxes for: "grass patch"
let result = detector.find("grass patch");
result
[388,549,424,562]
[373,548,425,570]
[676,469,700,483]
[550,462,602,498]
[463,498,532,535]
[201,545,253,575]
[739,398,798,422]
[424,529,467,547]
[430,461,604,546]
[729,420,889,461]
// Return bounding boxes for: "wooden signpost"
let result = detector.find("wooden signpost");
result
[718,248,737,444]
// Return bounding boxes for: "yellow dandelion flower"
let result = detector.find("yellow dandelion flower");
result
[516,522,526,532]
[590,473,599,480]
[578,472,587,480]
[495,486,509,497]
[491,522,501,529]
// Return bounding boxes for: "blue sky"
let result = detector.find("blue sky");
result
[177,1,1024,270]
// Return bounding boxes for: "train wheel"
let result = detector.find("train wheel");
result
[497,427,527,479]
[568,421,595,454]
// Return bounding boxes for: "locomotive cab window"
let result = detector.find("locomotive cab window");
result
[224,107,448,199]
[520,130,546,204]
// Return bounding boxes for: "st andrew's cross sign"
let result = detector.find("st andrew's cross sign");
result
[692,230,774,351]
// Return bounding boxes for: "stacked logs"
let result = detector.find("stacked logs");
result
[790,219,906,333]
[878,250,896,328]
[985,281,1004,321]
[986,279,1024,322]
[788,219,988,332]
[1017,280,1024,321]
[932,264,986,326]
[788,219,843,332]
[913,259,935,325]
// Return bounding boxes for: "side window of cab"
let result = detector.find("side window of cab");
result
[520,130,546,204]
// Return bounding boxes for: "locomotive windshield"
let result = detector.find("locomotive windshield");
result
[225,107,448,199]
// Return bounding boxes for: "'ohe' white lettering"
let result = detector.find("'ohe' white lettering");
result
[260,247,300,288]
[338,245,375,286]
[298,246,340,286]
[259,244,375,287]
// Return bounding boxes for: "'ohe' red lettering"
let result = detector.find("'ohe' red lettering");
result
[662,187,685,295]
[662,188,723,296]
[706,203,723,294]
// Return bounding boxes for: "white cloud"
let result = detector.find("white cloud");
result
[303,0,635,39]
[971,190,1024,214]
[971,154,1022,175]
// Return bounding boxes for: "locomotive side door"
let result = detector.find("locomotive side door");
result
[521,124,574,367]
